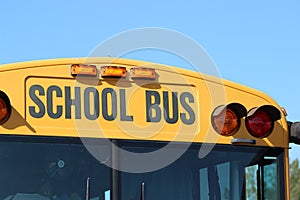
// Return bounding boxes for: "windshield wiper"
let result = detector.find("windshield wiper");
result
[86,177,90,200]
[140,182,145,200]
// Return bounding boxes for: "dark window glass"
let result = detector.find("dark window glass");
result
[119,142,284,200]
[0,138,111,200]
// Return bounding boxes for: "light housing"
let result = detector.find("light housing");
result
[245,105,281,138]
[130,67,156,79]
[101,66,127,77]
[71,64,97,76]
[0,91,11,125]
[211,103,247,136]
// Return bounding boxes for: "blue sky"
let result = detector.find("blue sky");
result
[1,0,300,159]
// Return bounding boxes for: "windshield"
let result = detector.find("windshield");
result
[119,141,285,200]
[0,137,285,200]
[0,137,111,200]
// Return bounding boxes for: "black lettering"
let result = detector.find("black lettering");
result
[47,86,63,119]
[102,88,117,121]
[65,86,81,119]
[84,87,100,120]
[120,89,133,121]
[29,85,45,118]
[163,91,178,124]
[146,90,161,122]
[180,92,195,125]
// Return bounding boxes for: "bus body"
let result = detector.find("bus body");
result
[0,57,291,199]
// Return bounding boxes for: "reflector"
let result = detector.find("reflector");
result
[0,91,11,125]
[212,107,240,136]
[71,64,97,76]
[101,66,127,77]
[246,110,273,138]
[130,67,156,79]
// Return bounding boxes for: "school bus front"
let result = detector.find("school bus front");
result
[0,58,289,199]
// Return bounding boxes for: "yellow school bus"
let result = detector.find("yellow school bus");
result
[0,57,297,199]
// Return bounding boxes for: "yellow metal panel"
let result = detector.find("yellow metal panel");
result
[25,77,200,140]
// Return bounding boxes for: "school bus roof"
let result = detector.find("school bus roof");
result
[0,57,279,99]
